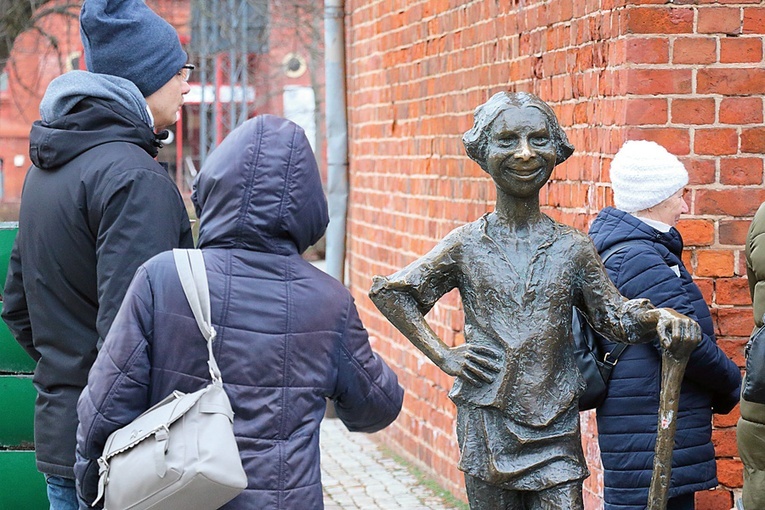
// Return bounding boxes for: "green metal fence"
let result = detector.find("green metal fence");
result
[0,222,48,509]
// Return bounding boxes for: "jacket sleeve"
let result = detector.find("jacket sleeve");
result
[611,246,741,403]
[747,202,765,326]
[75,266,154,507]
[93,168,192,345]
[1,239,39,361]
[332,298,404,433]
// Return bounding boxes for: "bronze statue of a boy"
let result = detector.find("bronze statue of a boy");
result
[369,91,701,509]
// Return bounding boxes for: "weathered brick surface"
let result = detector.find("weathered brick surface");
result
[697,489,733,510]
[346,1,762,507]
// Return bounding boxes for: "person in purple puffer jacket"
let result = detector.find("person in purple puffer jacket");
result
[74,115,404,509]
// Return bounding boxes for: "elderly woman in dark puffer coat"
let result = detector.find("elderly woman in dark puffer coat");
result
[590,140,741,510]
[74,115,404,509]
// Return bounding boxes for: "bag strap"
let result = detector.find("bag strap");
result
[596,240,644,366]
[173,248,223,385]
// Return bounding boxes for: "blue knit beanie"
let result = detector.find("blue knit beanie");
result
[80,0,188,97]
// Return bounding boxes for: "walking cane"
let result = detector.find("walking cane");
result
[646,320,700,510]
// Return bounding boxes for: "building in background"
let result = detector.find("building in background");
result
[0,0,326,206]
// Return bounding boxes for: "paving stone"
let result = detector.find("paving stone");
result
[320,418,462,509]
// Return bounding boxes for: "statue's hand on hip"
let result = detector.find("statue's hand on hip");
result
[442,344,502,386]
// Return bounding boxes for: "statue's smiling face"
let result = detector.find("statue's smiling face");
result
[485,106,557,198]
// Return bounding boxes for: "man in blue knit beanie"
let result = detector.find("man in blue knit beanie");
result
[1,1,195,508]
[79,0,191,129]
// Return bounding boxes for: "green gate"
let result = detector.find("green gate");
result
[0,222,48,509]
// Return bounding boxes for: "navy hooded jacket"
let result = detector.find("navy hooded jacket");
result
[75,115,404,508]
[589,207,740,509]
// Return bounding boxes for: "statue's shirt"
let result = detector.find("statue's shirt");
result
[382,214,653,487]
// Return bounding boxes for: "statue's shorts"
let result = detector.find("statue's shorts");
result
[456,403,588,491]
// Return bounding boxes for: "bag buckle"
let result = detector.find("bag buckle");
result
[603,351,618,368]
[93,457,110,506]
[154,425,170,478]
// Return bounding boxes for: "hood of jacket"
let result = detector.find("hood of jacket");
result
[192,115,329,255]
[589,207,683,257]
[29,71,159,170]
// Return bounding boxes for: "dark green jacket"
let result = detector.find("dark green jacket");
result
[744,202,765,423]
[747,202,765,329]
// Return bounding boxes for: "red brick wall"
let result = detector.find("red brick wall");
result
[346,1,762,507]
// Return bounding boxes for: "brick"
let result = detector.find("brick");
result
[695,128,739,156]
[625,98,667,125]
[696,278,714,304]
[698,7,742,35]
[696,250,735,278]
[716,458,744,488]
[720,220,753,246]
[715,402,741,428]
[671,98,715,125]
[712,427,738,457]
[716,308,755,336]
[626,69,692,95]
[720,158,763,186]
[716,278,752,306]
[698,68,765,95]
[677,219,714,246]
[682,250,692,272]
[743,7,765,34]
[741,127,765,154]
[625,37,669,64]
[626,7,694,34]
[737,255,749,278]
[686,158,716,185]
[720,37,763,64]
[696,488,733,510]
[720,339,747,369]
[720,97,763,125]
[673,37,717,65]
[697,189,765,216]
[624,128,691,155]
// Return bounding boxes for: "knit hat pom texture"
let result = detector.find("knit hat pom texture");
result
[610,140,688,213]
[80,0,188,97]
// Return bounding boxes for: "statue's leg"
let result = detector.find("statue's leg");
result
[526,480,583,510]
[464,474,523,510]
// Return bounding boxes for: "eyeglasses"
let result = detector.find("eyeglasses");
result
[178,64,195,82]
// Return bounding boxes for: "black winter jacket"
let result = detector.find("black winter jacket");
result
[2,97,193,478]
[589,207,740,509]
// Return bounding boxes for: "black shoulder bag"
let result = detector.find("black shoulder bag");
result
[574,241,641,411]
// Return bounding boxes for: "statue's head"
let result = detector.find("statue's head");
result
[463,92,574,172]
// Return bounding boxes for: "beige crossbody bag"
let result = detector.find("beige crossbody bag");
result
[93,249,247,509]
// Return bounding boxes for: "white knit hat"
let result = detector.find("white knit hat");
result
[610,140,688,213]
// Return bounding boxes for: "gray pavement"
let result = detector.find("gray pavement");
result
[320,418,464,509]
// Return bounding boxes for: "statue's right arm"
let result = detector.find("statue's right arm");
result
[369,275,501,386]
[369,276,454,372]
